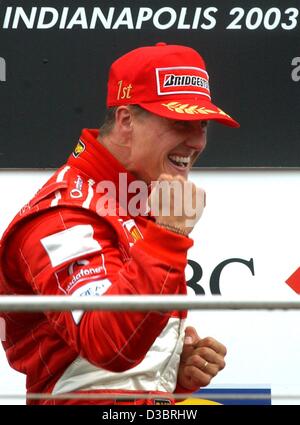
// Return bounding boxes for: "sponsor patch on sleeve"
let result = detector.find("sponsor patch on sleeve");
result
[73,140,85,158]
[55,258,106,294]
[41,224,102,267]
[70,279,112,324]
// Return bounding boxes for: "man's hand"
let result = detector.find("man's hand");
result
[149,174,206,235]
[177,326,227,391]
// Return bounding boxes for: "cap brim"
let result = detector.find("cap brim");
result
[139,99,240,128]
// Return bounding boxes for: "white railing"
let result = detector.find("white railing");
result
[0,295,299,312]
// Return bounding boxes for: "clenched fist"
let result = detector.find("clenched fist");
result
[149,174,206,236]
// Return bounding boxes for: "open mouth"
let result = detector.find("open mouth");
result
[168,154,190,169]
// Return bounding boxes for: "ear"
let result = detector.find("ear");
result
[114,106,134,145]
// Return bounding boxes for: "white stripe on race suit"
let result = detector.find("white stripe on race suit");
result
[57,165,70,182]
[52,317,185,395]
[51,190,61,207]
[82,180,94,209]
[50,166,70,207]
[41,224,102,267]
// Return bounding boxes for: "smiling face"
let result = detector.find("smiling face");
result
[125,109,208,184]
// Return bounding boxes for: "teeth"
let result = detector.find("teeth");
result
[168,155,190,164]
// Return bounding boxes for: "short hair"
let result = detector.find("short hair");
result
[99,107,118,136]
[99,105,148,136]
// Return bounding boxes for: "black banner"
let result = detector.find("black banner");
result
[0,405,281,423]
[0,0,299,168]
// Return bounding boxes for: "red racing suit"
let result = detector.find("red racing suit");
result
[0,129,193,405]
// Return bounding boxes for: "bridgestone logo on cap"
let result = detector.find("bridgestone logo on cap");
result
[164,74,209,90]
[156,66,210,99]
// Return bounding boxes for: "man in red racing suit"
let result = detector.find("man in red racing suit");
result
[0,43,238,404]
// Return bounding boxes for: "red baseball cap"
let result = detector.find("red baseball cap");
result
[107,42,239,128]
